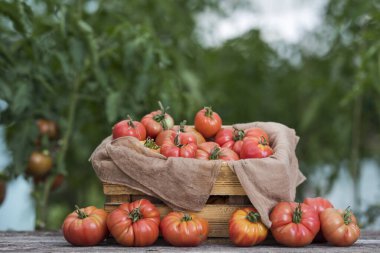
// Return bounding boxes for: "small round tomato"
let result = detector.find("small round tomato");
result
[37,119,59,139]
[112,115,146,140]
[140,137,160,153]
[62,205,108,246]
[27,151,53,178]
[194,107,222,138]
[160,212,209,247]
[270,202,320,247]
[141,101,174,138]
[196,142,239,161]
[160,132,197,158]
[320,207,360,246]
[229,207,268,247]
[51,174,65,191]
[240,137,273,159]
[107,199,161,247]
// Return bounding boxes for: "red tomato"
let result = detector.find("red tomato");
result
[107,199,161,247]
[160,212,209,246]
[229,207,268,247]
[304,197,334,242]
[320,207,360,246]
[196,142,239,161]
[37,119,59,139]
[62,205,108,246]
[240,137,273,159]
[270,202,320,247]
[112,115,146,140]
[160,132,197,158]
[194,107,222,138]
[156,121,206,146]
[141,101,174,138]
[27,151,53,178]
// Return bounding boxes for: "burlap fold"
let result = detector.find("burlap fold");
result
[90,121,305,228]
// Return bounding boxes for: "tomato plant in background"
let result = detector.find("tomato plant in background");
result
[112,115,146,140]
[320,207,360,246]
[194,107,222,138]
[270,202,320,247]
[160,212,209,247]
[107,199,161,247]
[229,207,268,247]
[160,132,198,158]
[141,101,174,138]
[196,142,239,161]
[62,205,108,246]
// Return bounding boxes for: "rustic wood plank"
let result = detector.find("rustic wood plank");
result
[0,231,379,252]
[103,164,245,196]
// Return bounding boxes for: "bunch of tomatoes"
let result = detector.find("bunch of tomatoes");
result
[62,197,360,247]
[112,102,273,160]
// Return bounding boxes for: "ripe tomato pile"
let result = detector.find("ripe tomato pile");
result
[112,102,273,160]
[62,197,360,247]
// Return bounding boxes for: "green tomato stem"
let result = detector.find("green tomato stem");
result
[343,206,353,225]
[292,203,302,224]
[246,211,261,223]
[129,207,142,223]
[181,213,192,222]
[210,147,221,160]
[75,205,88,219]
[204,107,213,118]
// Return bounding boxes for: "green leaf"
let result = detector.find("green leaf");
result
[105,92,121,123]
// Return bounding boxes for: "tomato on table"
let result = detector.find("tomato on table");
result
[196,142,239,161]
[141,101,174,138]
[270,202,320,247]
[320,207,360,246]
[194,107,222,138]
[160,212,209,247]
[112,115,146,140]
[229,207,268,247]
[62,205,108,246]
[107,199,161,247]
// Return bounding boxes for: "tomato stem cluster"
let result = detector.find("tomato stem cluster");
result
[127,115,136,128]
[246,211,261,223]
[181,213,193,222]
[204,107,214,118]
[210,147,221,160]
[153,101,170,130]
[75,205,88,219]
[233,128,245,141]
[292,203,303,224]
[129,207,143,223]
[343,206,352,225]
[144,137,160,150]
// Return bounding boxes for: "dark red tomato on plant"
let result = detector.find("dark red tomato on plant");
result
[240,137,273,159]
[229,207,268,247]
[160,132,197,158]
[196,142,239,161]
[37,119,59,139]
[320,207,360,246]
[304,197,334,242]
[156,121,206,146]
[141,101,174,138]
[107,199,160,247]
[51,174,65,191]
[160,212,209,247]
[194,107,222,138]
[112,115,146,140]
[270,202,320,247]
[62,205,108,246]
[27,150,53,178]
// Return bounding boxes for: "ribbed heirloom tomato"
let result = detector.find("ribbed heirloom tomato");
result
[160,132,198,158]
[304,197,334,242]
[229,207,268,247]
[112,115,146,140]
[156,120,205,146]
[160,212,209,247]
[320,207,360,246]
[141,101,174,138]
[62,205,108,246]
[107,199,160,247]
[196,142,239,161]
[270,202,320,247]
[194,107,222,138]
[240,137,273,159]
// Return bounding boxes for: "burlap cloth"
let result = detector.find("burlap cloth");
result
[90,122,306,227]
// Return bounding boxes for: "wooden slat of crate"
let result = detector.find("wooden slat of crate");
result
[103,164,245,196]
[104,203,244,238]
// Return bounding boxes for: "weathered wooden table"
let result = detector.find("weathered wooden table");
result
[0,231,379,252]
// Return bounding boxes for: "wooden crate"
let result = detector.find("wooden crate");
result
[103,162,250,237]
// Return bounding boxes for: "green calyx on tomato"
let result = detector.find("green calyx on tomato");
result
[292,203,303,224]
[127,115,136,128]
[152,101,170,130]
[75,205,88,219]
[204,107,214,118]
[246,211,261,223]
[233,128,245,141]
[210,147,221,160]
[258,136,269,145]
[144,137,159,150]
[343,206,353,225]
[129,207,143,222]
[181,213,192,222]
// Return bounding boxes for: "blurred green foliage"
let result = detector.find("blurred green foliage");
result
[0,0,379,229]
